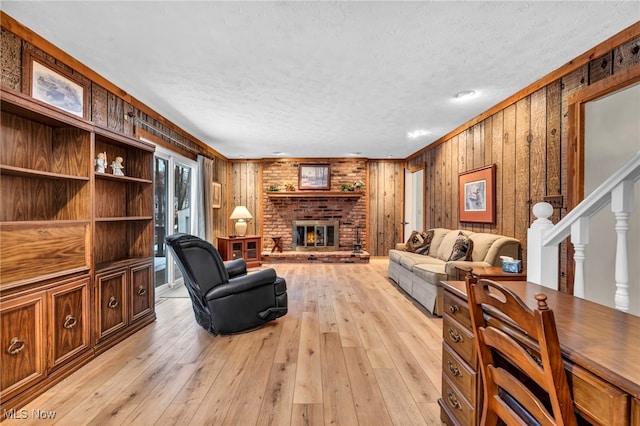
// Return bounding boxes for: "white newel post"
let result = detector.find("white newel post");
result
[527,202,559,289]
[611,180,633,312]
[570,217,589,298]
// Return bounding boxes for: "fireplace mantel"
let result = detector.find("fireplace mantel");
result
[267,191,363,198]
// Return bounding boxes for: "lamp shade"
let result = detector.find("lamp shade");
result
[229,206,253,220]
[230,206,253,237]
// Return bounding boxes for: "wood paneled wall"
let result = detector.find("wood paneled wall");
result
[367,160,404,256]
[407,30,640,292]
[229,161,262,237]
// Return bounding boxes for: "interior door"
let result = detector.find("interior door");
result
[404,168,424,240]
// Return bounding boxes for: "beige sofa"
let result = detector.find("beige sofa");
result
[388,228,520,316]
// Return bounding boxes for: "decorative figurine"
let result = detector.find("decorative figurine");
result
[95,152,107,173]
[111,156,125,176]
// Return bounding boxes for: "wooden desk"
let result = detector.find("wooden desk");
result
[439,280,640,426]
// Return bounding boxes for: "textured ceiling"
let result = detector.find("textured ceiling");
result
[2,1,639,159]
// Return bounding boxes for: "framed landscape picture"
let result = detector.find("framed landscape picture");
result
[23,50,89,119]
[459,164,496,223]
[299,163,331,190]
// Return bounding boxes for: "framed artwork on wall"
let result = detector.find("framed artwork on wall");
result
[299,163,331,190]
[212,182,222,208]
[23,50,90,119]
[459,164,496,223]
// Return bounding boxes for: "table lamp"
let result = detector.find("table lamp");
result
[230,206,253,237]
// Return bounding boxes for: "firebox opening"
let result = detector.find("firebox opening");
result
[293,220,339,251]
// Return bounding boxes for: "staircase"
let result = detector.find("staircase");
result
[527,150,640,314]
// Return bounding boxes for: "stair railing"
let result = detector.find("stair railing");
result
[527,150,640,312]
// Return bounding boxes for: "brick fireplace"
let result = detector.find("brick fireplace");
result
[261,159,367,253]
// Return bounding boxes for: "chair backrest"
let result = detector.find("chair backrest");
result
[465,275,577,426]
[165,233,229,301]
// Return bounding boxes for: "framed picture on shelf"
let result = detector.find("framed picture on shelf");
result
[298,163,331,190]
[23,50,89,119]
[459,164,496,224]
[212,182,222,208]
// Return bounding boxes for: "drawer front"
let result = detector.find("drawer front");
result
[441,374,475,426]
[442,343,479,407]
[443,315,476,369]
[569,362,630,426]
[0,222,89,286]
[48,277,91,369]
[130,261,154,322]
[0,292,46,401]
[96,268,128,340]
[443,290,472,330]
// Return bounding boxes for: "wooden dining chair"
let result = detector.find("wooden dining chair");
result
[465,274,578,426]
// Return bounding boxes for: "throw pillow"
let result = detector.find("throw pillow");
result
[405,230,425,252]
[415,229,435,255]
[448,231,473,261]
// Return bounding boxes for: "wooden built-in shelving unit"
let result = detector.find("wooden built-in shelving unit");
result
[0,87,155,410]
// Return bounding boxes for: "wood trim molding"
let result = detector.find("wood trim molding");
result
[407,21,640,162]
[1,11,226,161]
[135,128,196,161]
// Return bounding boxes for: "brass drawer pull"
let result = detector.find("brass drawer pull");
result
[448,304,459,314]
[447,359,462,377]
[7,337,25,355]
[137,286,147,296]
[448,327,464,343]
[63,314,78,329]
[107,296,119,309]
[447,389,461,410]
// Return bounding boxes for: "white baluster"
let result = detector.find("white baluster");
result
[571,217,589,298]
[528,202,558,289]
[611,180,633,312]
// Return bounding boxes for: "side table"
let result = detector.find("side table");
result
[455,265,527,281]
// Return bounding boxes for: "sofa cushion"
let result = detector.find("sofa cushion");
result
[436,229,472,261]
[448,231,474,261]
[427,228,452,256]
[388,249,406,263]
[413,263,447,284]
[405,230,430,252]
[468,233,502,262]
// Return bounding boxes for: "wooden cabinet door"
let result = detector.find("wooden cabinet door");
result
[0,292,46,402]
[244,239,259,263]
[96,268,127,340]
[48,277,90,369]
[129,261,153,322]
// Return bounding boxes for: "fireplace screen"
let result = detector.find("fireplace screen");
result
[293,220,338,251]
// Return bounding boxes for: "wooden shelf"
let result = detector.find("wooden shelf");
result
[0,165,90,181]
[95,216,154,222]
[94,172,152,184]
[267,191,363,198]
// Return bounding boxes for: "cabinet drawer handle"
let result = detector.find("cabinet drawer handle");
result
[448,327,464,343]
[63,314,78,329]
[7,337,25,355]
[38,229,51,235]
[137,286,147,296]
[447,389,461,410]
[447,359,462,377]
[448,304,459,314]
[107,296,119,309]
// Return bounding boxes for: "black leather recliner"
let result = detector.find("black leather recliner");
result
[165,233,288,335]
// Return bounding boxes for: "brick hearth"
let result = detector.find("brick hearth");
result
[261,250,370,264]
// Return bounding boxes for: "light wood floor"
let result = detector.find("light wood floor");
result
[8,258,445,425]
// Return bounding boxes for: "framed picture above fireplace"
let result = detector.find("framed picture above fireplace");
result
[299,163,331,190]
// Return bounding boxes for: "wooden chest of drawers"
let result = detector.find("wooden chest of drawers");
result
[439,289,481,426]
